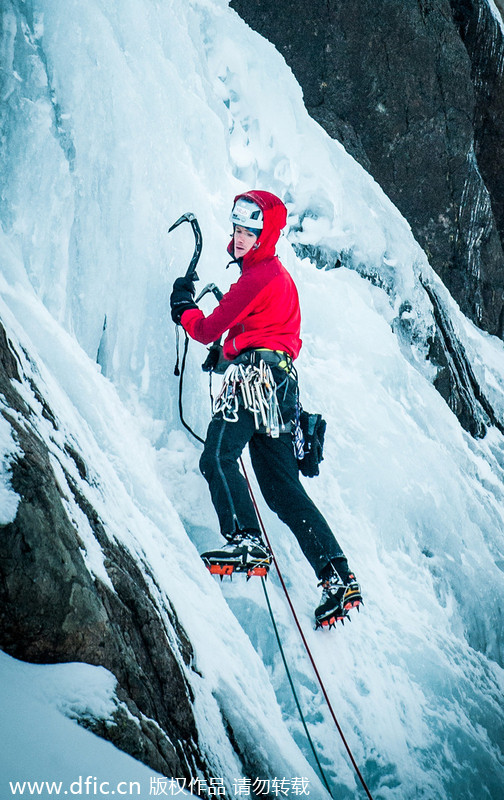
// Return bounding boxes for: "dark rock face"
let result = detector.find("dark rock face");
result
[0,322,206,778]
[419,280,504,438]
[230,0,504,337]
[450,0,504,325]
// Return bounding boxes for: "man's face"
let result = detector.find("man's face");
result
[233,225,258,258]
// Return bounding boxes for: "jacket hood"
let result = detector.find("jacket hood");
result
[227,190,287,267]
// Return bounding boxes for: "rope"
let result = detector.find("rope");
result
[175,329,205,445]
[173,334,373,799]
[260,575,334,797]
[239,457,375,800]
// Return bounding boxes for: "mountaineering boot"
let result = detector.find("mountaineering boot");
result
[315,560,362,629]
[201,529,271,578]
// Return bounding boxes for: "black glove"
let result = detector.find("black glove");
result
[298,412,327,478]
[170,276,198,324]
[201,342,230,373]
[201,343,221,372]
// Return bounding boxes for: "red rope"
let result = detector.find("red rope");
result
[239,457,375,800]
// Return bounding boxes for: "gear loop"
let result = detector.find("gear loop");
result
[212,359,282,437]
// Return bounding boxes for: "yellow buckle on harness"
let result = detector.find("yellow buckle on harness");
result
[255,348,292,373]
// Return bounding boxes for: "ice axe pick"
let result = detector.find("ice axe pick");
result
[168,212,203,282]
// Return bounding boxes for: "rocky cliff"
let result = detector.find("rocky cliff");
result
[0,322,205,778]
[230,0,504,338]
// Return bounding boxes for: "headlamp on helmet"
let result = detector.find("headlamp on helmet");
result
[230,198,263,231]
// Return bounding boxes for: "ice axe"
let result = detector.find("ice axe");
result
[168,212,203,282]
[194,283,225,374]
[169,214,226,375]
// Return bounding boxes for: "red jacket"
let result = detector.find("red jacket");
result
[181,191,302,360]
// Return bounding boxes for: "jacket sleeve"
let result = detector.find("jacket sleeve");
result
[180,271,266,345]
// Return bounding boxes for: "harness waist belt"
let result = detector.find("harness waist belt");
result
[233,348,292,372]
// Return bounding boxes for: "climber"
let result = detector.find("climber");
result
[170,190,361,628]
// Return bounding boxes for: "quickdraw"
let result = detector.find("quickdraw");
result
[212,360,283,437]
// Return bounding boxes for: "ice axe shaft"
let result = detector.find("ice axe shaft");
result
[168,212,202,281]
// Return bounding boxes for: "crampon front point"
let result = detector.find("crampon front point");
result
[315,596,363,630]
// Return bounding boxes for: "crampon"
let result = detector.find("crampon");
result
[201,531,271,581]
[315,574,363,630]
[315,597,363,629]
[202,558,270,581]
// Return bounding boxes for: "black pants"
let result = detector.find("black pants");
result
[199,369,345,579]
